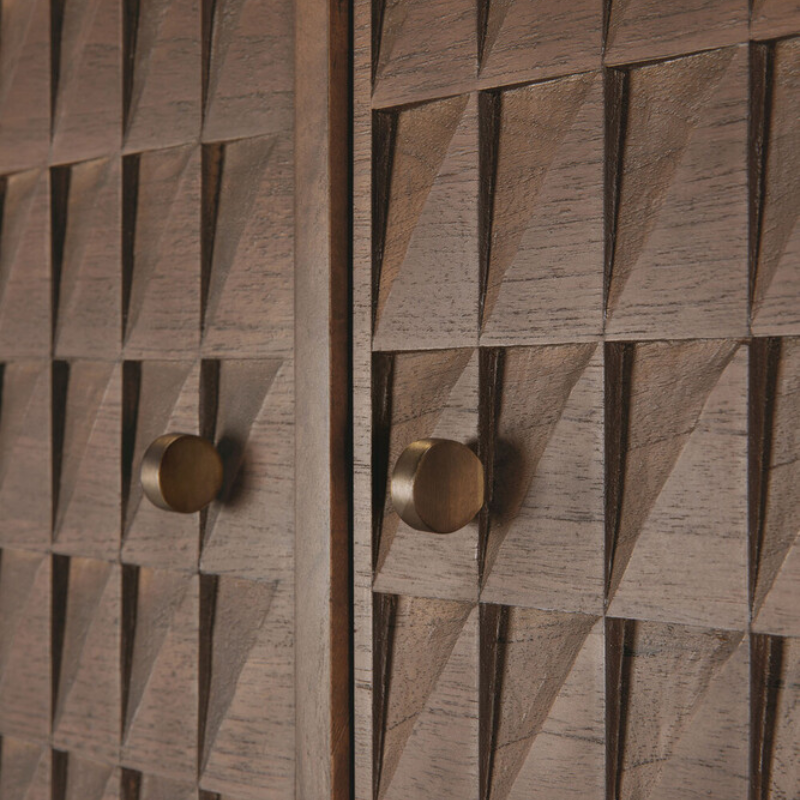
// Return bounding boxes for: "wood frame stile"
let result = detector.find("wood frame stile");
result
[294,0,351,797]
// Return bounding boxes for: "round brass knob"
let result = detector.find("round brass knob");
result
[390,438,484,533]
[140,433,223,513]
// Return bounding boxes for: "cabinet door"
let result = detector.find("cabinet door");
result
[0,1,348,798]
[354,3,800,799]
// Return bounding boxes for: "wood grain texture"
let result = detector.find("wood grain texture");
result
[478,0,601,89]
[0,737,50,800]
[374,349,480,601]
[374,595,479,800]
[606,47,748,341]
[199,577,294,799]
[200,359,294,582]
[0,361,51,550]
[122,568,198,780]
[480,74,603,345]
[0,170,51,359]
[53,157,121,359]
[55,752,120,800]
[53,557,121,762]
[373,94,479,351]
[201,135,294,358]
[607,341,748,630]
[480,345,604,614]
[0,550,50,741]
[123,146,200,358]
[123,360,200,571]
[124,0,202,152]
[751,37,800,337]
[202,0,294,142]
[51,0,122,163]
[372,0,476,107]
[751,0,800,39]
[607,619,749,800]
[0,0,50,172]
[481,608,603,800]
[604,0,748,66]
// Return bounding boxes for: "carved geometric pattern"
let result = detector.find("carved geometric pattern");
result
[52,557,121,762]
[372,0,475,107]
[0,737,50,800]
[607,619,749,800]
[123,361,200,571]
[604,0,748,65]
[201,135,294,357]
[751,0,800,39]
[0,362,51,550]
[0,170,50,358]
[374,349,479,601]
[200,359,294,582]
[51,0,121,163]
[481,607,603,800]
[480,74,603,345]
[124,0,202,152]
[374,594,478,800]
[199,576,294,798]
[0,551,50,741]
[125,772,198,800]
[751,338,800,637]
[606,341,748,629]
[0,0,49,172]
[123,146,201,358]
[202,0,294,142]
[53,361,121,559]
[54,752,120,800]
[477,0,601,89]
[605,47,748,340]
[52,158,121,359]
[480,345,603,614]
[751,37,800,336]
[122,568,198,780]
[373,94,478,351]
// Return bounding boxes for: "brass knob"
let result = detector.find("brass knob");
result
[390,438,484,533]
[140,433,223,513]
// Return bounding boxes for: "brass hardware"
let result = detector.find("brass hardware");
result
[390,438,484,533]
[140,433,223,514]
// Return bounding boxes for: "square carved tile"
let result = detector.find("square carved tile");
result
[605,47,748,341]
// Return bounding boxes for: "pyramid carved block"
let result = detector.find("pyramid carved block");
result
[477,0,600,89]
[0,170,50,358]
[123,361,200,570]
[481,345,603,613]
[53,557,121,762]
[53,361,122,560]
[481,608,604,800]
[607,619,748,800]
[374,594,479,800]
[53,158,122,359]
[374,349,480,601]
[51,0,121,163]
[123,146,200,358]
[122,568,198,780]
[0,738,50,800]
[751,338,800,637]
[373,95,478,351]
[480,74,603,345]
[751,38,800,336]
[201,359,294,582]
[605,47,748,340]
[56,753,120,800]
[124,0,202,152]
[200,577,294,798]
[202,0,294,142]
[606,341,748,629]
[751,0,800,38]
[0,361,51,549]
[0,0,50,171]
[604,0,747,65]
[201,135,294,357]
[372,0,475,107]
[132,773,198,800]
[0,551,50,740]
